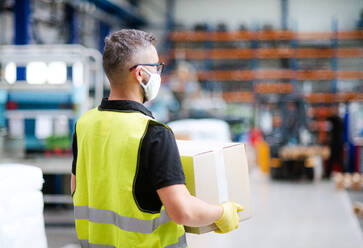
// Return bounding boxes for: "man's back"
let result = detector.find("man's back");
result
[73,107,185,247]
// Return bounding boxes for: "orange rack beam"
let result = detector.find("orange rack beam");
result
[170,48,363,60]
[222,91,254,102]
[337,71,363,80]
[221,92,363,103]
[255,82,294,94]
[170,30,363,42]
[197,70,363,81]
[305,93,363,103]
[170,31,254,42]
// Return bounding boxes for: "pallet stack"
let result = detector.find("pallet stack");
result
[279,146,330,160]
[334,172,363,190]
[353,202,363,218]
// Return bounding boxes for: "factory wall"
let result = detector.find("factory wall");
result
[139,0,169,49]
[174,0,363,31]
[0,11,13,44]
[174,0,280,30]
[108,0,130,6]
[290,0,362,31]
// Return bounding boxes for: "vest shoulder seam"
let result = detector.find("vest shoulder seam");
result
[132,119,161,215]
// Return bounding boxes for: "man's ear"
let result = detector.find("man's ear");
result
[133,66,143,83]
[136,67,149,84]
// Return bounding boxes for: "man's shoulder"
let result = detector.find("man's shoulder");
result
[78,108,98,120]
[148,120,173,135]
[142,121,176,148]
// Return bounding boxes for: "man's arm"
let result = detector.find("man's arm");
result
[71,173,76,196]
[71,126,77,196]
[157,184,222,226]
[148,124,242,232]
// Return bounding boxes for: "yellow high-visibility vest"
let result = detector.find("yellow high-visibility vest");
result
[73,108,186,248]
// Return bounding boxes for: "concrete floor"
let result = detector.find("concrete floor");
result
[45,170,363,248]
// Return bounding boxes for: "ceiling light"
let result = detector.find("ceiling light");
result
[4,62,16,84]
[26,62,47,84]
[73,62,83,87]
[48,61,67,84]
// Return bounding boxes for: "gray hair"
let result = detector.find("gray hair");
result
[102,29,157,77]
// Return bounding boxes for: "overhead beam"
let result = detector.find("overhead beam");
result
[99,21,110,52]
[65,4,80,44]
[85,0,146,27]
[14,0,30,45]
[281,0,288,30]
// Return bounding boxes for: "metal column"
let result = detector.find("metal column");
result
[281,0,288,30]
[165,0,175,45]
[65,4,80,44]
[14,0,30,45]
[331,19,338,93]
[290,32,298,95]
[14,0,31,81]
[99,21,110,52]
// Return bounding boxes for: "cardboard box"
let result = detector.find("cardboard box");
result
[176,140,251,234]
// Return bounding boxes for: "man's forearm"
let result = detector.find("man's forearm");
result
[180,195,223,227]
[157,184,223,227]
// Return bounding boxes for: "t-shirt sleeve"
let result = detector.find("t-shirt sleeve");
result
[146,123,186,190]
[71,127,77,175]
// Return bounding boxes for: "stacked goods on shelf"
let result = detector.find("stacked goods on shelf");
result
[336,172,363,219]
[270,146,329,180]
[44,135,72,156]
[279,146,330,160]
[335,172,363,190]
[353,202,363,218]
[255,82,293,94]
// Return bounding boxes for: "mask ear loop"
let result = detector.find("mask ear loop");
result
[137,66,151,102]
[139,66,153,87]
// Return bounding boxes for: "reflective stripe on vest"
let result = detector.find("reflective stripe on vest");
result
[74,206,171,234]
[79,234,187,248]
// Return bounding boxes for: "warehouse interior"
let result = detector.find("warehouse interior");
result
[0,0,363,247]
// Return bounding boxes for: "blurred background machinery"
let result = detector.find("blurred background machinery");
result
[0,45,103,157]
[0,0,363,247]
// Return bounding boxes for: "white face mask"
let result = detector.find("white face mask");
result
[139,67,161,102]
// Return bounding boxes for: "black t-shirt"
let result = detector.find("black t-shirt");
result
[72,98,186,213]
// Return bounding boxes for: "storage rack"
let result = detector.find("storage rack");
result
[167,29,363,143]
[168,30,362,96]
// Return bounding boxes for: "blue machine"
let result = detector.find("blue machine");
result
[8,91,73,151]
[0,45,103,156]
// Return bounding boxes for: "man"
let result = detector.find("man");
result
[71,29,242,248]
[325,108,344,178]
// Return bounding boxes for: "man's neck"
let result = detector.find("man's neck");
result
[108,90,143,104]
